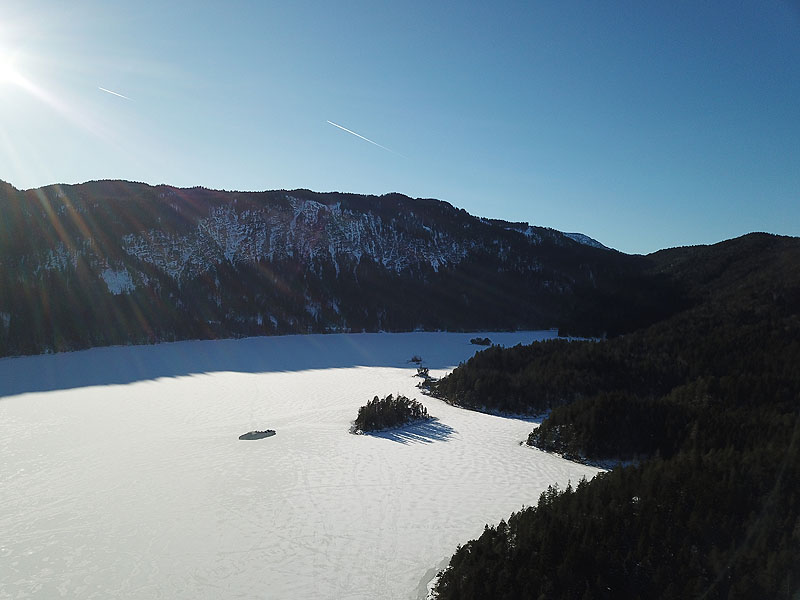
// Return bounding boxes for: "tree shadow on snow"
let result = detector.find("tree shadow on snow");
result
[368,418,456,445]
[0,331,555,398]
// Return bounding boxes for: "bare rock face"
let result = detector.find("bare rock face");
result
[239,430,276,440]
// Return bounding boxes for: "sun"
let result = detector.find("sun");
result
[0,49,24,86]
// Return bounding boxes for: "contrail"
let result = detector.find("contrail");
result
[98,86,132,100]
[326,120,403,156]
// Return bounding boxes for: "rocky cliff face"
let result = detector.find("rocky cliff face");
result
[120,196,473,282]
[0,180,669,356]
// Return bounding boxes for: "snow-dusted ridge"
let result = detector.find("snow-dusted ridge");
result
[562,231,610,250]
[0,331,601,600]
[15,184,602,286]
[120,197,472,280]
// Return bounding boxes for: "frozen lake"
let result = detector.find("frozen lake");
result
[0,332,601,599]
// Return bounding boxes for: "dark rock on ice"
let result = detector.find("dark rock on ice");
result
[239,430,276,440]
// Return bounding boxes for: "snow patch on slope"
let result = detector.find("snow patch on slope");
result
[100,268,136,295]
[35,242,83,274]
[562,232,610,250]
[519,226,543,244]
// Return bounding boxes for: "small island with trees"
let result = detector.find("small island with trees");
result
[350,394,433,434]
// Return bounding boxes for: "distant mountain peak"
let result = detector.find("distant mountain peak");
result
[486,218,610,251]
[561,232,610,251]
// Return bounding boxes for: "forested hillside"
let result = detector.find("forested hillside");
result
[0,180,679,357]
[431,233,800,599]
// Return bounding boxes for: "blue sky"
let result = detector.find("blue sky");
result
[0,1,798,254]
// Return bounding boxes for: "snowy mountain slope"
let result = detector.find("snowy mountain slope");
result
[120,197,475,280]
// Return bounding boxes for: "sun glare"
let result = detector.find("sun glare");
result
[0,51,23,86]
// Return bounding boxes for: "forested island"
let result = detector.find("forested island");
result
[351,394,431,433]
[430,233,800,599]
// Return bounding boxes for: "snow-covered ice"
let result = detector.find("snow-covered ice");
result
[0,332,601,599]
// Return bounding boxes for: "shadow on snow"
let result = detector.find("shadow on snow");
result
[0,331,556,398]
[367,418,457,445]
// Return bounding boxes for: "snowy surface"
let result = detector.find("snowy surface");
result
[0,332,602,599]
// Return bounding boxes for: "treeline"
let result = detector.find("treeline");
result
[432,234,800,460]
[430,233,800,598]
[528,353,800,462]
[435,442,799,599]
[351,394,431,433]
[431,337,681,415]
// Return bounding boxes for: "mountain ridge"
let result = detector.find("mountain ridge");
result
[0,179,686,356]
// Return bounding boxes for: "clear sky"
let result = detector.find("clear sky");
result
[0,1,798,254]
